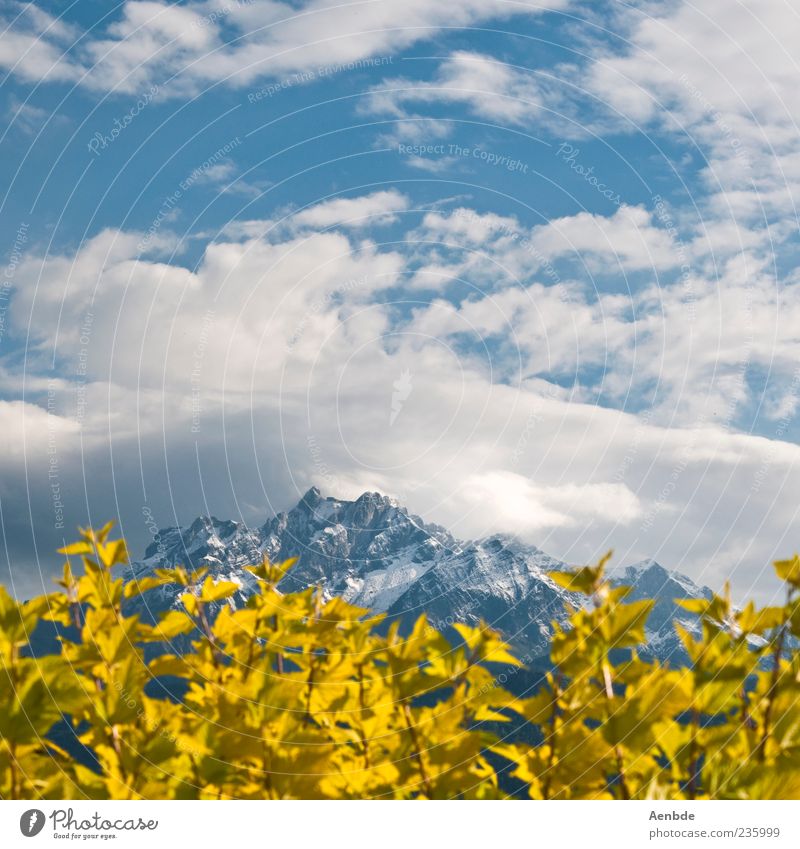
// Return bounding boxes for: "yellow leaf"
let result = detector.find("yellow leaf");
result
[57,541,93,556]
[143,610,195,641]
[198,577,239,603]
[124,575,167,598]
[549,552,612,595]
[774,555,800,588]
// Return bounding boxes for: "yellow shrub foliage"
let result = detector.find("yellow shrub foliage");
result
[1,525,800,799]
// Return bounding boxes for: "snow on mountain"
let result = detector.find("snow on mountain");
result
[123,487,713,663]
[384,534,581,656]
[124,515,263,625]
[608,560,713,664]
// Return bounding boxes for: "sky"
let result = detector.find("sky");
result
[1,0,800,602]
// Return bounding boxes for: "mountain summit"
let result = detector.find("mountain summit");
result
[125,488,712,663]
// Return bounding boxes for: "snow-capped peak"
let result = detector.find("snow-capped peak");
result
[125,488,712,664]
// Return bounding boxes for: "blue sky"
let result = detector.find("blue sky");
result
[1,0,800,601]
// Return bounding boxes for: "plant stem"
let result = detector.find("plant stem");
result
[600,659,631,800]
[358,664,371,770]
[195,601,224,667]
[305,657,318,723]
[542,675,560,800]
[687,707,700,800]
[757,599,790,762]
[402,701,433,798]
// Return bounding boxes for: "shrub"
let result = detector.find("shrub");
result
[1,525,799,799]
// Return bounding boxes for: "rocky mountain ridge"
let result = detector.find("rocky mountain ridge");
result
[124,487,712,663]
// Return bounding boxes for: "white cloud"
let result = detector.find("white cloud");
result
[291,190,410,230]
[6,96,70,135]
[365,51,550,126]
[0,1,572,95]
[583,0,800,222]
[11,224,404,398]
[4,2,800,607]
[4,201,800,601]
[404,203,682,295]
[194,160,238,184]
[0,3,85,81]
[460,470,644,530]
[356,2,800,250]
[530,204,680,271]
[404,206,800,425]
[0,399,79,461]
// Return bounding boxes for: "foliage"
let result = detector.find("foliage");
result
[1,525,799,799]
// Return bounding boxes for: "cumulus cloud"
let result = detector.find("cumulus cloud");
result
[3,199,800,602]
[0,1,573,95]
[460,471,644,530]
[10,226,404,395]
[529,205,680,271]
[3,0,800,613]
[405,203,800,422]
[357,1,800,269]
[582,0,800,222]
[0,3,83,84]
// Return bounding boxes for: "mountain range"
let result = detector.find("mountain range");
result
[123,487,712,665]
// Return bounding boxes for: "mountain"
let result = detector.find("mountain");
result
[124,487,712,664]
[608,560,713,663]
